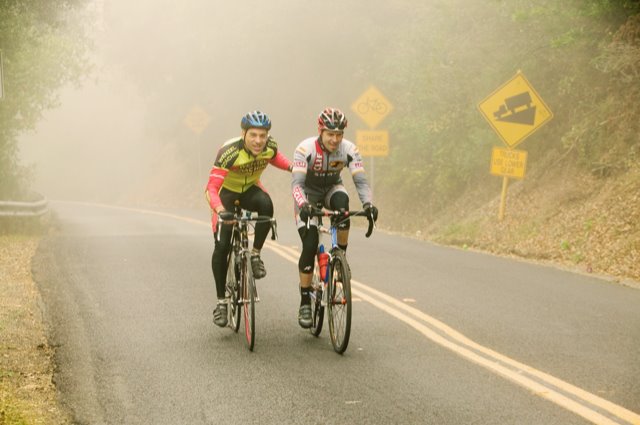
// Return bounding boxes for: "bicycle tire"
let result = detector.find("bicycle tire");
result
[327,249,351,354]
[310,257,324,337]
[242,251,256,351]
[226,250,241,332]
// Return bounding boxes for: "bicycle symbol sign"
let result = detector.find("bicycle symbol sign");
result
[183,105,211,135]
[351,86,393,129]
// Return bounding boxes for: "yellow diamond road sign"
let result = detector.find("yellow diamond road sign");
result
[478,72,553,148]
[183,105,211,135]
[351,86,393,129]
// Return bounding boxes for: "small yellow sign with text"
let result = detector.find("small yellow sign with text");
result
[490,147,527,179]
[356,130,389,157]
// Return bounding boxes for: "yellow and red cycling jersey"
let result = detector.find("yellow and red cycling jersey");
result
[205,136,290,211]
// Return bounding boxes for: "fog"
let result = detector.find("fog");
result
[20,0,425,206]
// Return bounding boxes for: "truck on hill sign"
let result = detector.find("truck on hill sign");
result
[478,72,553,148]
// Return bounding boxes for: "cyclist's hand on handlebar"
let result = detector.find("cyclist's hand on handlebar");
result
[363,202,378,222]
[299,202,316,223]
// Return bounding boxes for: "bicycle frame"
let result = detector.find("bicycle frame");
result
[317,224,339,307]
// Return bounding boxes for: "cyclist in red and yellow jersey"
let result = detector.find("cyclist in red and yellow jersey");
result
[205,111,291,327]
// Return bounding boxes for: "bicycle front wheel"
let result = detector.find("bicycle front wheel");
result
[327,249,351,354]
[241,252,256,351]
[226,250,241,332]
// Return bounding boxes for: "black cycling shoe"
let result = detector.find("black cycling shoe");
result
[298,304,312,329]
[213,302,228,327]
[251,254,266,279]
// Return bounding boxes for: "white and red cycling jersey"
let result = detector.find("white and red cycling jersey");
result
[291,136,372,208]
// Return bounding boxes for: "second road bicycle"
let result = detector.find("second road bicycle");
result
[305,206,375,354]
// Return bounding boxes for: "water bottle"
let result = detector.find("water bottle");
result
[317,245,329,282]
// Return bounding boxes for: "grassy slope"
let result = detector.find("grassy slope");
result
[425,158,640,285]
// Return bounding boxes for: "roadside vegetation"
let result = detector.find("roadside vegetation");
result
[369,0,640,282]
[0,0,90,201]
[1,1,90,422]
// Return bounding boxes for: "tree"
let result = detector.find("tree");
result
[0,0,91,199]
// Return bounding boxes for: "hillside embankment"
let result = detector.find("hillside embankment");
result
[424,160,640,287]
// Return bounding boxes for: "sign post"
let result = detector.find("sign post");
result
[478,71,553,220]
[498,176,509,221]
[351,86,393,195]
[183,105,211,180]
[0,51,4,100]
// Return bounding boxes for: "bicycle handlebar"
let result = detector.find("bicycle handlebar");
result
[307,209,376,238]
[216,210,278,241]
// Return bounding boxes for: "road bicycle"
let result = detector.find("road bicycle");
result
[306,207,375,354]
[218,202,277,351]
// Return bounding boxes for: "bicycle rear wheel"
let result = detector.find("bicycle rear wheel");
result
[310,258,324,337]
[241,252,256,351]
[225,250,241,332]
[327,249,351,354]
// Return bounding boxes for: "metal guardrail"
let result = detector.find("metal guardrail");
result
[0,198,49,217]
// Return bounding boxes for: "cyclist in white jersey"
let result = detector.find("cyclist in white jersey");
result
[291,107,378,328]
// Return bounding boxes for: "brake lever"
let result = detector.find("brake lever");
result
[365,215,375,238]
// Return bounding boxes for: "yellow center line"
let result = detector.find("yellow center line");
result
[355,289,623,425]
[61,202,640,425]
[349,280,640,425]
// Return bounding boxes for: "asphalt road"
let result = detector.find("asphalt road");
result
[32,201,640,425]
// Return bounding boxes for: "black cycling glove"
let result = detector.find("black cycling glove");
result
[299,202,316,222]
[363,202,378,222]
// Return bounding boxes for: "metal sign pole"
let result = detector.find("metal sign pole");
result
[0,51,5,99]
[498,176,509,221]
[371,157,375,196]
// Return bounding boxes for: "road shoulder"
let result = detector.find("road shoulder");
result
[0,235,70,424]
